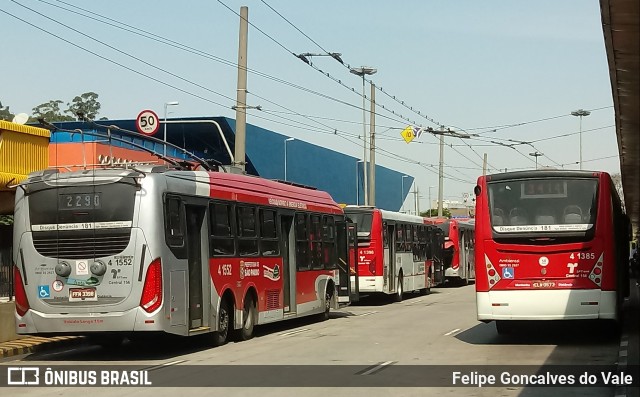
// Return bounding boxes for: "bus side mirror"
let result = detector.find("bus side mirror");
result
[474,185,481,196]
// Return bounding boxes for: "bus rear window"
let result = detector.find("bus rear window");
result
[344,212,373,239]
[487,178,598,236]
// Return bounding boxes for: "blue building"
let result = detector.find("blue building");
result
[52,117,413,211]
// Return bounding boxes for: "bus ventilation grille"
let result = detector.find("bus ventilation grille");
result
[266,289,280,311]
[33,233,131,259]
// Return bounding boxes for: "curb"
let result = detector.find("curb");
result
[0,336,85,359]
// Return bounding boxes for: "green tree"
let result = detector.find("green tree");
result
[421,208,452,218]
[67,92,101,120]
[32,100,75,122]
[0,215,13,225]
[0,101,15,121]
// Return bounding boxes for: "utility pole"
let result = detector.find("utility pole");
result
[233,6,249,171]
[369,82,376,206]
[437,131,444,218]
[483,153,487,176]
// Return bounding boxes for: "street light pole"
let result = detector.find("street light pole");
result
[163,101,179,158]
[350,66,377,205]
[284,137,295,181]
[529,151,543,169]
[401,175,409,213]
[571,109,590,170]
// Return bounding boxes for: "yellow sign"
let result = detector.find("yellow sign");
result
[400,126,415,143]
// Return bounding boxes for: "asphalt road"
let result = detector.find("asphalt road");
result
[1,284,631,397]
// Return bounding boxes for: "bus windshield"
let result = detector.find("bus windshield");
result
[487,177,598,239]
[437,221,450,238]
[345,212,373,239]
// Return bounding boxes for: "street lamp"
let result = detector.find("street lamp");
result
[163,101,179,157]
[350,66,377,205]
[428,186,435,217]
[529,151,543,169]
[284,137,295,181]
[356,160,364,205]
[401,175,409,213]
[571,109,590,170]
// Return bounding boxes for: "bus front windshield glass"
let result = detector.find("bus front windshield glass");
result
[345,212,373,240]
[487,178,598,238]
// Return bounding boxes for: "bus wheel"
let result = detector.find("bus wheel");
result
[318,287,332,321]
[236,296,256,341]
[212,299,231,346]
[393,273,404,302]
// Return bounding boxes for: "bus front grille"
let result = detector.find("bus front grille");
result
[33,233,131,259]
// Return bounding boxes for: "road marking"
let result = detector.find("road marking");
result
[279,328,311,337]
[144,360,186,372]
[404,299,424,305]
[444,328,461,336]
[357,361,396,375]
[356,311,378,317]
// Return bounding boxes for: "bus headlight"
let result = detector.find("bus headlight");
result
[91,260,107,276]
[55,261,72,277]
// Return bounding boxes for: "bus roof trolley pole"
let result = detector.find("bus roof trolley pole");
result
[163,119,235,165]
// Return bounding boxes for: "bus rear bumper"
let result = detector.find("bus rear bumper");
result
[15,307,166,334]
[476,290,617,321]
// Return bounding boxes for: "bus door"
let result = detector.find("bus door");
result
[336,221,358,305]
[458,230,468,280]
[280,213,295,313]
[185,204,206,330]
[386,222,396,292]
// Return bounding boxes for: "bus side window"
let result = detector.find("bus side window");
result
[396,225,404,252]
[165,196,184,248]
[210,202,235,256]
[383,222,388,248]
[310,214,323,270]
[323,216,336,269]
[260,209,279,257]
[237,206,258,256]
[295,213,310,271]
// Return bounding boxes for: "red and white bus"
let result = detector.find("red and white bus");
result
[425,217,476,285]
[344,206,435,301]
[14,166,353,346]
[474,170,630,334]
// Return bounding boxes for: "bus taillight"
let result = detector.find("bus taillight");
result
[588,253,604,288]
[484,255,501,289]
[140,258,163,313]
[369,258,376,275]
[14,266,30,317]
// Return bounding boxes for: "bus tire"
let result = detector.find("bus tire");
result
[393,273,404,302]
[318,286,333,321]
[236,296,256,341]
[212,299,232,346]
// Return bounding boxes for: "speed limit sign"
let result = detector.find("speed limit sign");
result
[135,110,160,136]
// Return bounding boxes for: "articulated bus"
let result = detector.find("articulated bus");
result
[425,217,476,285]
[344,206,437,301]
[474,170,630,334]
[13,166,354,345]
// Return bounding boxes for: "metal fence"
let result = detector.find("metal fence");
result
[0,247,13,299]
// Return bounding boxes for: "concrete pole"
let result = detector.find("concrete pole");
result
[234,6,249,171]
[483,153,487,176]
[361,75,368,205]
[437,133,444,218]
[369,82,376,206]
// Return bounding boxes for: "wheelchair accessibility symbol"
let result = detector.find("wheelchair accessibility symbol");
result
[502,267,515,279]
[38,285,50,298]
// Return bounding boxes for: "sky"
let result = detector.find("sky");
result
[0,0,619,211]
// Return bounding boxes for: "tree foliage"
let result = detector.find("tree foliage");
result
[67,92,101,120]
[32,100,75,122]
[0,102,15,121]
[421,208,452,218]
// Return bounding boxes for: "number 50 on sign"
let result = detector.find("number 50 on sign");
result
[136,110,160,136]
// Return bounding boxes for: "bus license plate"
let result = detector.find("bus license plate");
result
[69,288,97,301]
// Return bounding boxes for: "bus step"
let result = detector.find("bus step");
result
[188,326,211,335]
